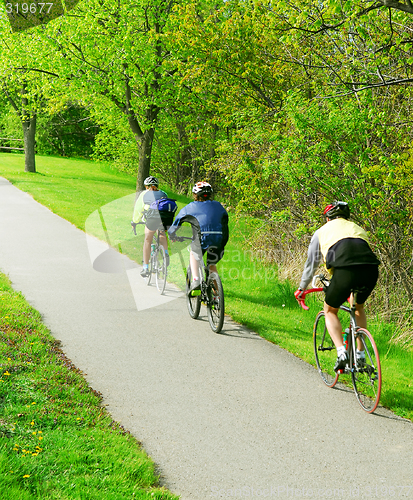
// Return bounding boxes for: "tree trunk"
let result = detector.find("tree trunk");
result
[22,112,36,173]
[136,128,155,191]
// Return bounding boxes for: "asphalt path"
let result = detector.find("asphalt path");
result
[1,176,413,500]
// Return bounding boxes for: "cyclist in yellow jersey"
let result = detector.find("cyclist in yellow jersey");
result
[132,176,172,277]
[294,201,380,372]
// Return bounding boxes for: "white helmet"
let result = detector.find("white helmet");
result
[192,181,212,195]
[144,176,159,186]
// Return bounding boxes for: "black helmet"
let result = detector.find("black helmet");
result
[323,201,350,220]
[144,176,159,186]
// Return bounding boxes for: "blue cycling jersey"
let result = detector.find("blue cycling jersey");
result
[168,200,229,250]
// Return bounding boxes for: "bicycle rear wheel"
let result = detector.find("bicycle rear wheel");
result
[186,267,201,319]
[207,272,225,333]
[155,246,167,294]
[350,328,381,413]
[313,311,339,388]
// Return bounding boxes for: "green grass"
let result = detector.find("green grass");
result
[0,272,177,499]
[1,152,413,446]
[0,154,137,230]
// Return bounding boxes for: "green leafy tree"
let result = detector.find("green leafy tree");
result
[44,0,179,191]
[0,18,60,172]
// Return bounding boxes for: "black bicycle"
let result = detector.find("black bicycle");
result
[175,236,225,333]
[297,274,382,413]
[131,221,167,294]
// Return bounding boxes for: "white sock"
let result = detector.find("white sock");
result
[356,350,365,359]
[337,346,346,357]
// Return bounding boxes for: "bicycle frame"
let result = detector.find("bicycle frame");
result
[132,221,167,293]
[176,235,225,333]
[298,274,381,413]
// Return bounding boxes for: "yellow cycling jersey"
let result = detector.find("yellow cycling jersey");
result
[317,218,370,261]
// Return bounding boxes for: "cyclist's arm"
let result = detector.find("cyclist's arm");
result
[168,211,201,243]
[299,230,322,290]
[167,207,186,239]
[132,192,146,224]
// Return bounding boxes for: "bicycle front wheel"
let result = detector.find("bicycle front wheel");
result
[313,311,339,388]
[350,328,381,413]
[186,267,201,319]
[207,272,225,333]
[155,246,167,294]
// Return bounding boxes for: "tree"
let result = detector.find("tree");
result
[44,0,179,191]
[0,18,59,172]
[259,1,413,96]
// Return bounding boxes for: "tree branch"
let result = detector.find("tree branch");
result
[14,67,59,78]
[3,87,21,118]
[375,0,413,15]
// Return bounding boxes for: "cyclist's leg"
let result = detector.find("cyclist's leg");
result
[143,226,155,264]
[323,303,343,348]
[190,238,203,281]
[324,267,355,349]
[355,302,367,327]
[324,268,355,371]
[158,230,167,249]
[354,265,379,351]
[206,245,224,287]
[159,215,174,257]
[190,251,200,279]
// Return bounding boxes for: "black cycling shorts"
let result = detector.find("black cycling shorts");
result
[325,265,379,309]
[205,245,225,265]
[191,243,225,266]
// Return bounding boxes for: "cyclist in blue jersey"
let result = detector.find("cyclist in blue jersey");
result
[294,201,380,372]
[132,176,172,277]
[168,182,229,290]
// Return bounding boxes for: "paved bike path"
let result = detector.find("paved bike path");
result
[1,176,413,499]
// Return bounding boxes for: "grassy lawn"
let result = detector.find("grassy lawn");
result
[0,272,177,499]
[1,152,412,498]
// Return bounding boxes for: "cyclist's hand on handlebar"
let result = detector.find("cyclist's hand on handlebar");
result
[294,288,309,310]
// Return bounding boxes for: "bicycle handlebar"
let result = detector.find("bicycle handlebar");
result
[296,288,324,310]
[130,220,145,235]
[296,274,330,310]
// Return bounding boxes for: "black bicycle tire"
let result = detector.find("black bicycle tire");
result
[350,327,381,413]
[206,273,225,333]
[186,267,201,319]
[155,246,167,294]
[313,311,339,388]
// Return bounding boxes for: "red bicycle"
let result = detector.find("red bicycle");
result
[297,275,382,414]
